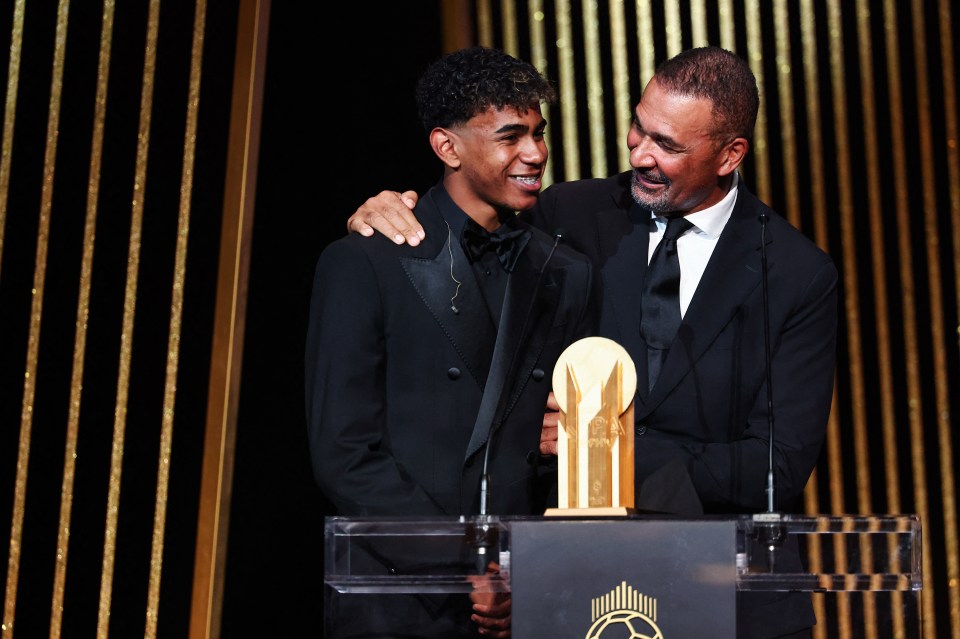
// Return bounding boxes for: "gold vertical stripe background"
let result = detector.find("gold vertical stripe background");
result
[663,0,681,57]
[744,0,769,203]
[146,0,207,636]
[689,0,707,47]
[582,0,606,178]
[852,2,896,636]
[718,0,735,52]
[910,0,960,630]
[527,2,548,86]
[0,0,22,622]
[528,1,552,186]
[824,0,851,531]
[608,2,630,173]
[96,0,160,635]
[772,0,799,229]
[501,0,518,54]
[635,0,654,87]
[945,0,960,335]
[0,1,264,637]
[50,1,115,636]
[2,1,70,636]
[189,1,269,637]
[555,0,579,179]
[880,0,937,634]
[796,4,835,631]
[0,0,24,281]
[823,7,856,622]
[938,0,960,629]
[826,3,867,637]
[477,0,493,46]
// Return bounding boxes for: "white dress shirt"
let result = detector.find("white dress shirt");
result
[648,172,739,317]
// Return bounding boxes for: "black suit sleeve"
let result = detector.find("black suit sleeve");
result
[304,239,445,515]
[689,257,838,510]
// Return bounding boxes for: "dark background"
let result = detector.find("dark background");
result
[221,3,445,634]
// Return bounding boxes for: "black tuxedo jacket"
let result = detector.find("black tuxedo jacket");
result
[526,171,838,638]
[306,186,595,518]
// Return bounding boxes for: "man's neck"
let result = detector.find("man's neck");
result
[443,178,503,231]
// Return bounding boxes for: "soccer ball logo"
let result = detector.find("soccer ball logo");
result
[585,609,663,639]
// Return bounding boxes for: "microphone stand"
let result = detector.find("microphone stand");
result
[753,212,786,569]
[473,452,495,575]
[470,230,564,575]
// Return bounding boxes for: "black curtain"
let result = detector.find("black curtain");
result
[221,3,444,635]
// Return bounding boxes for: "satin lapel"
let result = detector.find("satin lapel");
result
[640,198,767,415]
[597,205,649,387]
[463,240,560,461]
[400,218,496,390]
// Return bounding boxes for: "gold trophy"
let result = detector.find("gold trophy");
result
[546,337,636,516]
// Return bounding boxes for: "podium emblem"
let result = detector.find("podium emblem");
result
[585,582,663,639]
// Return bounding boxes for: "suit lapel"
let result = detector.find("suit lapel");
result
[463,237,561,461]
[597,204,650,379]
[399,195,497,389]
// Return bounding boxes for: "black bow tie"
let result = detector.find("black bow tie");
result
[461,222,531,273]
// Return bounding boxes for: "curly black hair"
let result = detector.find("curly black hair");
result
[415,46,556,133]
[653,46,759,143]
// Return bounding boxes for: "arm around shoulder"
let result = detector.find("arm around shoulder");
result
[346,190,424,246]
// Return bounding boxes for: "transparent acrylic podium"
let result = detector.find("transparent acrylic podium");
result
[324,513,921,638]
[324,515,512,595]
[740,513,922,638]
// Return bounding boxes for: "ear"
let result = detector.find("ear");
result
[717,137,749,177]
[429,127,461,169]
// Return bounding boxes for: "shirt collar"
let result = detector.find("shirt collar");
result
[433,182,471,238]
[651,171,739,239]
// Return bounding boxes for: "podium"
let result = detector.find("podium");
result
[324,514,921,638]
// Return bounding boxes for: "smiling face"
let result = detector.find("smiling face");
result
[627,78,746,215]
[435,104,547,229]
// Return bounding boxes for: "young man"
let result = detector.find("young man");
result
[309,46,595,638]
[348,46,839,639]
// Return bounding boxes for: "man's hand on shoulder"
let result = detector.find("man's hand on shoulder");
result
[346,190,424,246]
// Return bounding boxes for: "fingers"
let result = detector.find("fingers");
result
[343,192,406,244]
[540,398,560,455]
[345,195,384,236]
[471,611,511,637]
[398,190,419,209]
[346,191,424,246]
[471,594,512,637]
[545,391,560,411]
[472,618,511,638]
[540,424,558,456]
[386,190,423,245]
[472,596,511,617]
[468,563,511,636]
[346,218,375,237]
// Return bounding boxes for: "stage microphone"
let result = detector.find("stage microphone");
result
[540,228,564,274]
[480,226,565,517]
[754,211,786,554]
[760,212,775,515]
[473,227,565,572]
[474,432,497,575]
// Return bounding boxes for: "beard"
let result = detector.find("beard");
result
[630,168,672,213]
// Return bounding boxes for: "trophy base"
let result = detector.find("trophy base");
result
[543,506,636,517]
